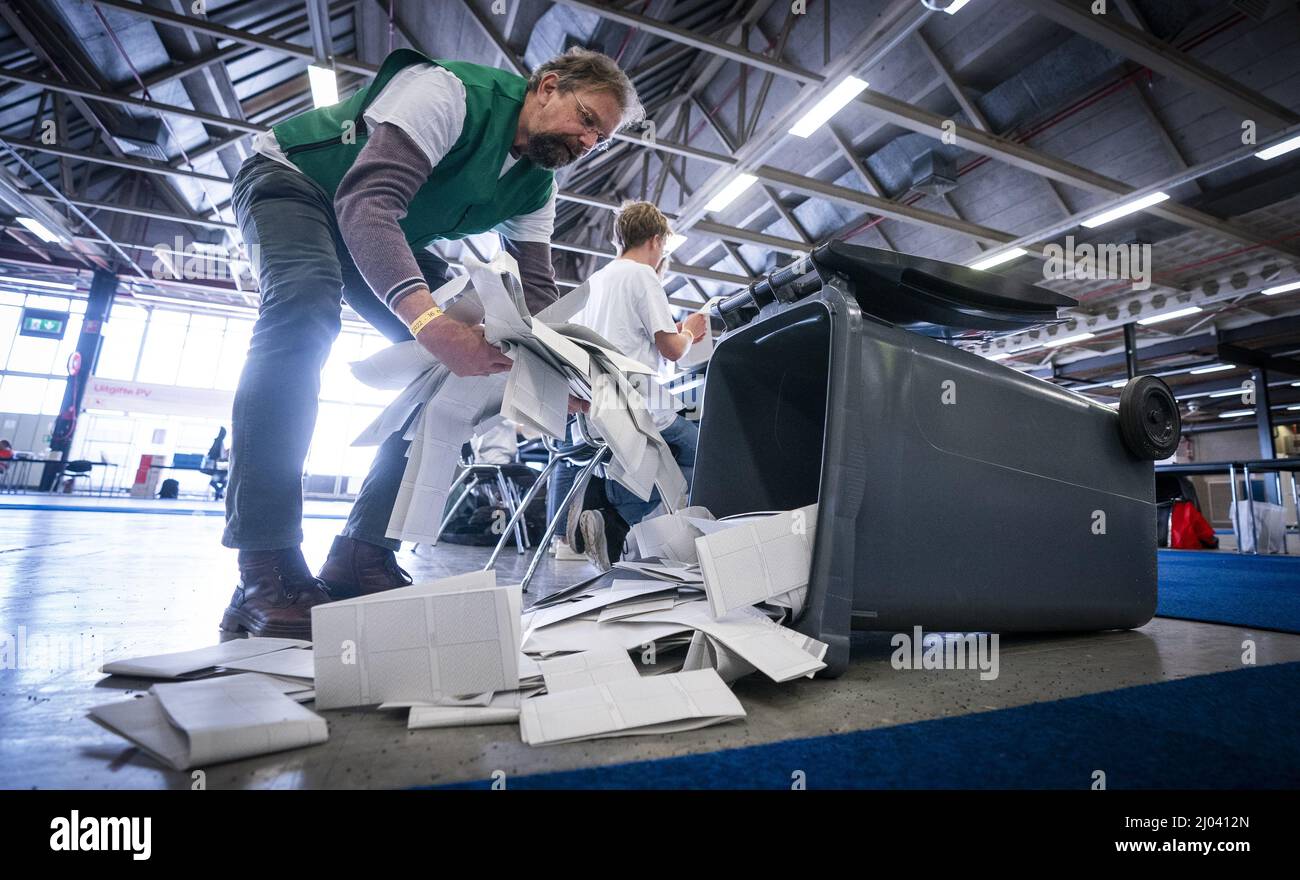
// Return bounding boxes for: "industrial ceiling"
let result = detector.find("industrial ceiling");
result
[0,0,1298,430]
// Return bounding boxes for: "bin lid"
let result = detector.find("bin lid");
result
[809,242,1075,337]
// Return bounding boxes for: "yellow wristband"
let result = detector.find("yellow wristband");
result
[407,305,444,336]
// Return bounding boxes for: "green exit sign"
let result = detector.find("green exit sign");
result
[19,308,68,340]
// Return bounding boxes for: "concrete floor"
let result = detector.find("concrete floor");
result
[2,502,1298,789]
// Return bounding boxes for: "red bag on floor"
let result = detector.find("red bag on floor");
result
[1170,500,1219,549]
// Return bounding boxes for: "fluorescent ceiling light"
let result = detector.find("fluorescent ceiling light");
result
[1137,305,1202,325]
[788,76,869,138]
[307,64,338,108]
[943,0,973,12]
[705,173,757,213]
[1218,409,1255,419]
[0,274,76,290]
[1261,280,1300,296]
[1044,331,1095,348]
[1190,364,1232,374]
[985,351,1011,361]
[1110,380,1129,388]
[969,247,1028,271]
[1080,192,1170,228]
[1255,134,1300,161]
[16,216,61,244]
[1210,389,1246,398]
[1288,405,1300,411]
[665,233,688,255]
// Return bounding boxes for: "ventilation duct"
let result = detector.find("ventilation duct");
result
[910,150,958,196]
[111,117,169,162]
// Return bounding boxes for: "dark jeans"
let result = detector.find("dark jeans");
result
[604,415,698,527]
[222,155,449,552]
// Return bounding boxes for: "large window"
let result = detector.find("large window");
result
[1,288,396,496]
[93,304,147,380]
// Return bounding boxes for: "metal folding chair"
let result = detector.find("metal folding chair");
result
[427,459,531,554]
[483,414,610,591]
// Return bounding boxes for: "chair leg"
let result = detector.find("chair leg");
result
[435,476,480,544]
[509,481,531,551]
[491,470,523,555]
[483,456,562,571]
[521,447,610,593]
[493,471,528,555]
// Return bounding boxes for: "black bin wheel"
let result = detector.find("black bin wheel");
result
[1118,375,1181,460]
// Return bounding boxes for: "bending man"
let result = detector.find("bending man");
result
[220,48,641,637]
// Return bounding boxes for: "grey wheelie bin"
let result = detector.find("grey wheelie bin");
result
[690,242,1180,677]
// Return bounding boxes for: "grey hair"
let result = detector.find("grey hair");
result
[527,46,645,128]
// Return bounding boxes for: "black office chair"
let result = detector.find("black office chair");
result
[51,460,94,494]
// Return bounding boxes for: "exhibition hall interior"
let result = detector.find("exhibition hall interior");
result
[0,0,1298,797]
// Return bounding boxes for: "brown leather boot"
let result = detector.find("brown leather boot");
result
[220,548,333,639]
[317,535,413,600]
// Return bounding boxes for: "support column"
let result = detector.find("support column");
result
[1252,367,1277,503]
[43,269,116,490]
[1123,322,1139,379]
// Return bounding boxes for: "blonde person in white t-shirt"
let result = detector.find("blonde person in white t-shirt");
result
[567,201,708,569]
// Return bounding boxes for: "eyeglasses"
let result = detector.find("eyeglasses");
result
[572,93,614,152]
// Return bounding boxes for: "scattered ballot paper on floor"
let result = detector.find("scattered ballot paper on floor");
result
[627,506,716,563]
[311,571,521,710]
[695,504,818,619]
[536,648,640,693]
[88,673,328,770]
[519,668,744,745]
[407,691,524,730]
[99,637,310,680]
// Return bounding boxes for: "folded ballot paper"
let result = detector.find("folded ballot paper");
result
[311,571,522,710]
[519,668,744,745]
[348,250,688,545]
[627,506,716,563]
[694,504,819,619]
[88,673,328,770]
[407,691,525,730]
[99,637,311,680]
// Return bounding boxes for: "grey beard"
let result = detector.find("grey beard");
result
[523,133,579,169]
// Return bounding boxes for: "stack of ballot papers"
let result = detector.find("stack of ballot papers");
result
[99,638,316,702]
[311,571,523,710]
[88,673,328,770]
[348,250,688,545]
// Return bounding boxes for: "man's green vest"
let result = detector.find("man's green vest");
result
[271,50,554,248]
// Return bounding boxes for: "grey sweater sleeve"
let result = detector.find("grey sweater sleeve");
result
[502,237,560,315]
[334,122,433,312]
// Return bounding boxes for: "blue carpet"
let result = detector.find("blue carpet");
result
[440,662,1300,789]
[1157,550,1300,633]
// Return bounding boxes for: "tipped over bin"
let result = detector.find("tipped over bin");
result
[690,242,1179,677]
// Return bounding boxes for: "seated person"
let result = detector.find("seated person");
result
[567,200,708,569]
[201,427,230,500]
[469,415,519,465]
[0,439,12,474]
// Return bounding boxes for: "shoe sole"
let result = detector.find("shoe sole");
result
[579,510,611,571]
[219,607,313,640]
